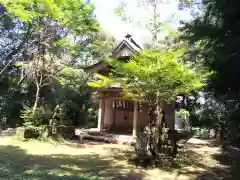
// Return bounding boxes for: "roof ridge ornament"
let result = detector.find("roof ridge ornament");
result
[125,33,132,40]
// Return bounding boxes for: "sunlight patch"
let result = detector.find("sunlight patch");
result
[47,169,73,176]
[60,164,83,171]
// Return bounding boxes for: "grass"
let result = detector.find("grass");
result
[0,136,230,180]
[0,137,145,180]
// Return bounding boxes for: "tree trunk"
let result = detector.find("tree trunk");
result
[156,92,164,156]
[49,105,60,136]
[147,93,164,165]
[32,85,40,115]
[147,92,171,165]
[148,98,157,165]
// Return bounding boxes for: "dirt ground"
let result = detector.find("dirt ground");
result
[0,137,239,180]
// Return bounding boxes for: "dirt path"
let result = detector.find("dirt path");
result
[141,138,222,180]
[74,138,230,180]
[172,138,240,180]
[119,138,238,180]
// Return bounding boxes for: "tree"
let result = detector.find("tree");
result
[115,0,179,48]
[72,30,116,67]
[94,0,209,164]
[180,0,240,101]
[179,0,240,140]
[0,0,102,136]
[2,0,98,115]
[89,46,209,162]
[0,5,34,79]
[0,5,36,128]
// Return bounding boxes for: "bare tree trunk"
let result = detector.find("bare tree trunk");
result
[147,94,158,165]
[48,105,60,136]
[152,0,159,48]
[156,91,163,155]
[32,84,40,115]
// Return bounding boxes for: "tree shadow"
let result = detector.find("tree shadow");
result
[171,141,240,179]
[0,144,145,180]
[104,146,210,178]
[208,144,240,180]
[6,138,240,180]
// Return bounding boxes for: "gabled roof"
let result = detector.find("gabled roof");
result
[113,37,142,56]
[84,35,142,74]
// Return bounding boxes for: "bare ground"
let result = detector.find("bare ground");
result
[0,137,239,180]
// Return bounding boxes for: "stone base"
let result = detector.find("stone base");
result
[74,128,135,145]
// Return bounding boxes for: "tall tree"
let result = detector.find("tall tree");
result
[0,5,36,127]
[180,0,240,101]
[0,5,33,78]
[116,0,179,48]
[89,46,209,161]
[0,0,103,134]
[2,0,99,115]
[179,0,240,140]
[105,0,209,163]
[72,30,116,67]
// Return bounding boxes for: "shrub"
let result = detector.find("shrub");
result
[40,125,75,139]
[20,106,43,132]
[175,109,191,131]
[56,125,75,138]
[16,127,39,139]
[191,127,210,139]
[86,107,98,128]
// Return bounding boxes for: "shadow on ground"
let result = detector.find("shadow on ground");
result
[184,142,240,180]
[0,144,145,180]
[3,138,240,180]
[207,144,240,180]
[104,140,240,180]
[105,146,210,179]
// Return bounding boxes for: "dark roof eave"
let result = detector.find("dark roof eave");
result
[84,38,141,73]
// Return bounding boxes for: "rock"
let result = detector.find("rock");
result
[209,129,216,139]
[136,133,149,155]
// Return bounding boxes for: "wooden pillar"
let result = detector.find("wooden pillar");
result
[97,98,105,131]
[104,99,114,129]
[164,101,175,130]
[133,101,138,137]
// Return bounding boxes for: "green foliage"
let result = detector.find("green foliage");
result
[115,0,180,48]
[176,109,190,117]
[1,0,99,75]
[54,68,96,127]
[191,127,210,139]
[20,106,43,132]
[57,67,87,89]
[71,30,116,67]
[179,0,240,140]
[86,107,98,128]
[175,109,191,130]
[1,0,99,33]
[16,127,39,139]
[0,0,101,133]
[89,45,210,161]
[180,0,240,101]
[89,47,210,102]
[0,75,24,128]
[0,2,108,132]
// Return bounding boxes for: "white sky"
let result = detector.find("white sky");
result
[92,0,192,44]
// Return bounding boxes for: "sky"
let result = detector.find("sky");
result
[92,0,192,45]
